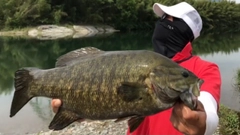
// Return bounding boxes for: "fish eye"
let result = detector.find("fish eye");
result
[182,71,189,78]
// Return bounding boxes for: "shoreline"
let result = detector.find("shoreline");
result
[0,25,120,40]
[26,120,221,135]
[28,120,127,135]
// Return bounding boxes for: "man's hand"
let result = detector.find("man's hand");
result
[170,100,206,135]
[51,99,62,113]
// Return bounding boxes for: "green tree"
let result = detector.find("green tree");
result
[0,0,239,32]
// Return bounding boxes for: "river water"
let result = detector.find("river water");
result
[0,31,240,135]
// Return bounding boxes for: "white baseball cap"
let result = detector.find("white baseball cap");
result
[153,2,202,39]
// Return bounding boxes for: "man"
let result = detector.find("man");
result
[125,2,221,135]
[51,2,221,135]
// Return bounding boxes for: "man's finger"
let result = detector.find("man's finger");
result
[51,99,62,113]
[195,100,205,112]
[174,102,200,121]
[172,119,189,134]
[173,102,184,116]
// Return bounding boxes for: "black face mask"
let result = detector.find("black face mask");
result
[152,16,194,58]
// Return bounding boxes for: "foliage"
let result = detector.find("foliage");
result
[219,104,240,135]
[237,69,240,85]
[236,69,240,92]
[192,31,240,55]
[219,69,240,134]
[183,0,240,33]
[0,0,239,32]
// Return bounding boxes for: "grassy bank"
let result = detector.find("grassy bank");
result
[0,0,239,33]
[218,69,240,134]
[219,105,240,134]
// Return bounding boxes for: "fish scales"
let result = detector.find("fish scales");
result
[29,51,164,118]
[10,47,204,133]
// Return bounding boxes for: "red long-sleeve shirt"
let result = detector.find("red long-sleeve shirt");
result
[126,42,221,135]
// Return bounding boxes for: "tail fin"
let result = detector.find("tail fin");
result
[10,68,37,117]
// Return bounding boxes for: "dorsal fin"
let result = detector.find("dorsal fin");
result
[55,47,104,67]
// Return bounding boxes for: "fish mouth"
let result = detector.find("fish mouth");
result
[180,79,204,110]
[179,91,197,110]
[198,79,204,87]
[195,79,204,96]
[149,72,204,109]
[152,82,198,109]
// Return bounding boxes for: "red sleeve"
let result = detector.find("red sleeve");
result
[197,61,221,109]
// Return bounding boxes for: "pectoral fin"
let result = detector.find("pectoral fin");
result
[117,82,147,102]
[128,116,145,133]
[49,107,83,130]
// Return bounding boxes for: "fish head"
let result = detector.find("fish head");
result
[149,66,204,110]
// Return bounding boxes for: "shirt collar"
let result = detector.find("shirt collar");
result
[171,42,193,62]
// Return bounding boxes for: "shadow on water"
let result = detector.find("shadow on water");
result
[0,31,240,134]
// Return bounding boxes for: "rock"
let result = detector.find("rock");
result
[95,27,105,32]
[0,24,119,39]
[105,27,120,33]
[28,119,127,135]
[0,31,26,36]
[37,25,58,30]
[72,25,117,38]
[100,130,108,134]
[35,24,119,39]
[84,26,99,37]
[36,25,74,40]
[72,32,88,38]
[21,118,221,135]
[88,127,94,131]
[73,25,90,37]
[28,29,38,37]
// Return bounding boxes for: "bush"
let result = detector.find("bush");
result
[237,69,240,85]
[219,104,240,134]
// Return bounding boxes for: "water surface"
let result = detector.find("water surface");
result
[0,32,240,134]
